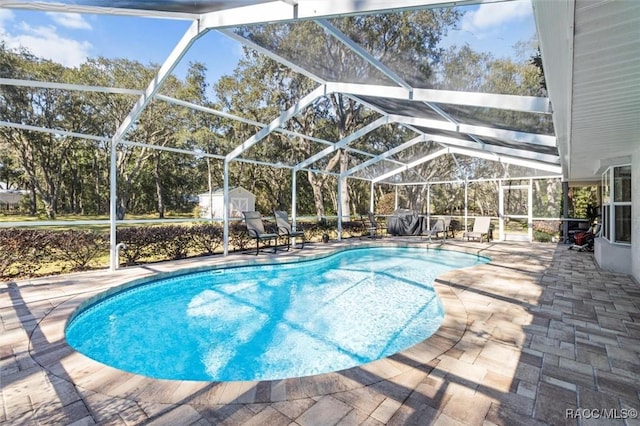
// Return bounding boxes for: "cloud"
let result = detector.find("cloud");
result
[45,12,92,30]
[461,0,532,33]
[0,9,15,24]
[0,14,92,68]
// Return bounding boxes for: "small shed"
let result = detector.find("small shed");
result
[198,186,256,219]
[0,184,28,211]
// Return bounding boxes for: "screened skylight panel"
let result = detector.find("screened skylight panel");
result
[419,128,477,142]
[433,103,555,136]
[324,10,452,89]
[233,21,396,85]
[356,96,444,121]
[476,136,559,157]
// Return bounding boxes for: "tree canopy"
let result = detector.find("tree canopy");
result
[0,10,556,221]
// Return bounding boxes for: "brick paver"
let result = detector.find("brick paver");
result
[1,240,639,425]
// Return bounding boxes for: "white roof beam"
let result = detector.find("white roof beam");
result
[121,141,224,160]
[294,115,391,171]
[0,78,144,95]
[372,144,561,184]
[200,2,295,29]
[372,148,449,183]
[457,123,556,147]
[113,19,207,143]
[0,1,514,27]
[390,115,556,147]
[226,83,329,161]
[0,120,109,142]
[296,1,493,19]
[326,82,552,114]
[0,1,199,19]
[343,135,425,176]
[0,120,227,160]
[424,133,560,164]
[448,147,562,174]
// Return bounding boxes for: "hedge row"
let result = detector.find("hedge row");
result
[0,228,106,279]
[0,220,368,280]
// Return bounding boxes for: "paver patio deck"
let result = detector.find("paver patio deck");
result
[1,239,639,425]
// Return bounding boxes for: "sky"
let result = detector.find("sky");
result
[0,0,536,86]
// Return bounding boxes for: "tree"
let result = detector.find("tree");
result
[0,45,81,218]
[224,9,461,218]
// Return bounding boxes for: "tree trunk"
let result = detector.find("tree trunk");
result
[307,170,326,220]
[28,180,37,216]
[339,150,350,220]
[153,153,165,219]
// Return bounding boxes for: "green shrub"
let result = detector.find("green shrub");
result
[49,230,107,271]
[0,229,54,279]
[117,226,162,265]
[190,223,223,255]
[533,230,553,243]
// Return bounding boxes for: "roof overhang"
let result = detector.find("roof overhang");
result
[533,0,640,183]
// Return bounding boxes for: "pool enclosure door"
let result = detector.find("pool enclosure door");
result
[498,182,533,242]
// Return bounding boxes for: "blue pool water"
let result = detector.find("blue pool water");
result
[66,247,488,381]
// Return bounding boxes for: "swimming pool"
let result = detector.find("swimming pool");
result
[66,246,488,382]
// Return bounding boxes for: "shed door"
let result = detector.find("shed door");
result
[230,197,248,217]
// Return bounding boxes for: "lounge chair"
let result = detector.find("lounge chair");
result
[464,216,491,242]
[242,211,279,255]
[273,210,305,250]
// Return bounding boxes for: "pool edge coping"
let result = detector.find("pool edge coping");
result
[29,241,481,405]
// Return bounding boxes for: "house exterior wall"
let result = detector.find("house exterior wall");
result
[594,150,636,280]
[594,238,631,276]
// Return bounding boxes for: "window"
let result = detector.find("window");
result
[602,165,631,244]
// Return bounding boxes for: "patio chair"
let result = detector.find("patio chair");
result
[242,211,279,255]
[273,210,305,250]
[361,212,383,238]
[423,218,446,241]
[464,216,492,242]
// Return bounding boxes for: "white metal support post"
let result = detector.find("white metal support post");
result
[426,184,430,230]
[292,169,297,228]
[337,178,342,240]
[370,181,375,213]
[562,181,569,243]
[464,179,468,232]
[528,178,534,242]
[223,160,230,256]
[291,169,298,247]
[498,180,504,241]
[394,186,399,210]
[109,140,118,271]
